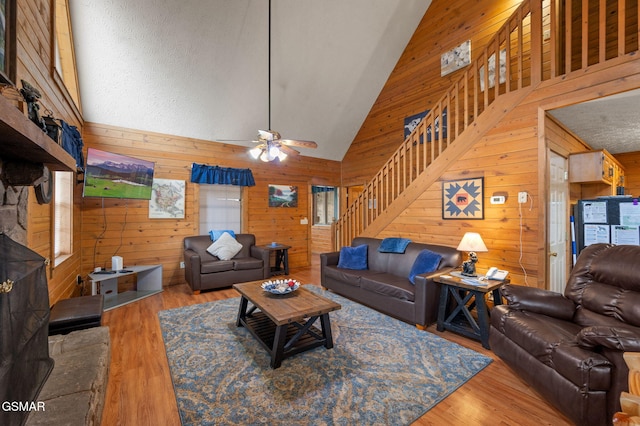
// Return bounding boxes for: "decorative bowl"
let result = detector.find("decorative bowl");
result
[261,279,300,295]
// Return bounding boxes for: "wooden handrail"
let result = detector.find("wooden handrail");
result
[334,0,639,249]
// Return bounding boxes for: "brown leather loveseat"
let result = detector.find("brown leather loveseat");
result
[490,243,640,425]
[183,234,270,294]
[320,237,461,328]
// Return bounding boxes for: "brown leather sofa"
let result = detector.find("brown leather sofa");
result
[320,237,461,327]
[490,243,640,426]
[183,234,270,293]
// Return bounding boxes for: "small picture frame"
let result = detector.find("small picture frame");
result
[442,177,484,219]
[269,184,298,207]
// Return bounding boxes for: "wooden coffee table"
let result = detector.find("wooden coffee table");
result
[233,281,341,368]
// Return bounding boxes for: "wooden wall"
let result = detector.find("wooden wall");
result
[80,123,341,287]
[616,152,640,196]
[17,0,84,304]
[370,58,640,287]
[342,0,640,288]
[341,0,523,186]
[310,225,333,254]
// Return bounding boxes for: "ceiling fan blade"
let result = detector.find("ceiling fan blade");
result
[216,139,256,142]
[279,139,318,149]
[278,144,300,156]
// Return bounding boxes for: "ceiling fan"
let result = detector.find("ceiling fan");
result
[225,0,317,162]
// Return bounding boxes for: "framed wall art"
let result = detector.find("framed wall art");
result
[404,110,428,140]
[269,184,298,207]
[440,40,471,77]
[442,177,484,219]
[0,0,16,85]
[149,178,186,218]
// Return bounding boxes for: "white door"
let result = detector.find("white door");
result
[548,151,569,293]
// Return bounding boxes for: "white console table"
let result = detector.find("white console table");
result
[89,265,163,311]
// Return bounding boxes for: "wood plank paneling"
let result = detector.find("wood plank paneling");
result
[15,0,84,305]
[616,151,640,196]
[341,0,523,186]
[374,56,640,288]
[340,0,640,290]
[81,123,341,287]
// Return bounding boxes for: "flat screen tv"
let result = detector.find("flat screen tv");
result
[83,148,155,199]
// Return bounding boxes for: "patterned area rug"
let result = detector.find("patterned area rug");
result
[158,286,491,425]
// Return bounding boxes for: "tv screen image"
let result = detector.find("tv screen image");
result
[83,148,155,199]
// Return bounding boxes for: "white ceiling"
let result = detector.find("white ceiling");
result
[70,0,432,161]
[549,89,640,154]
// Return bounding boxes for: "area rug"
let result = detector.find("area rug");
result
[158,286,492,426]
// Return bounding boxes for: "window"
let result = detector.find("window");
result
[53,0,81,108]
[312,186,338,225]
[53,171,73,265]
[199,184,242,235]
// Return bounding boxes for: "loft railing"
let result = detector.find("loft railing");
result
[334,0,639,249]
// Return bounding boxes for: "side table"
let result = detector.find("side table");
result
[434,272,507,349]
[257,243,291,276]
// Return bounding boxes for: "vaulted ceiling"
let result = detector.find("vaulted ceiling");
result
[70,0,432,161]
[70,1,639,163]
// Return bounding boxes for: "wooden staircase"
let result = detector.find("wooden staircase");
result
[334,0,639,249]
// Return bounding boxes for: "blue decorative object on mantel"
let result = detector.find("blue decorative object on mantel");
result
[378,237,411,253]
[190,163,255,186]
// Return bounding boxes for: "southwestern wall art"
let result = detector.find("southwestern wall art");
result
[442,177,484,219]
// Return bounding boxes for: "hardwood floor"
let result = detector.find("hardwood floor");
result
[100,258,572,425]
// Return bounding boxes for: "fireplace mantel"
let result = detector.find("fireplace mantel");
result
[0,94,76,171]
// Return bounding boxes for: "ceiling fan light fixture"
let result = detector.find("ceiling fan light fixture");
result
[249,147,262,159]
[277,151,287,161]
[269,145,281,159]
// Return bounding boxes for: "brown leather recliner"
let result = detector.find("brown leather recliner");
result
[490,243,640,425]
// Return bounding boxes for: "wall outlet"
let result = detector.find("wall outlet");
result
[180,261,185,269]
[518,192,528,203]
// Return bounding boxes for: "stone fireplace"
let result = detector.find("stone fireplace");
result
[0,233,54,426]
[0,176,28,244]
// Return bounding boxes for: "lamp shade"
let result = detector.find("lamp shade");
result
[457,232,488,252]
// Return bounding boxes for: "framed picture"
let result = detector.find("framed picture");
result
[440,40,471,77]
[269,184,298,207]
[149,179,186,219]
[404,110,428,140]
[0,0,17,85]
[442,177,484,219]
[479,48,507,91]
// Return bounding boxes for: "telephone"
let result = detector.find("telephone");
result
[486,267,509,281]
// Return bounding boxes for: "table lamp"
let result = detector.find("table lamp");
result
[457,232,488,276]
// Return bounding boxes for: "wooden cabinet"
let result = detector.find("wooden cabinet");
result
[569,149,625,198]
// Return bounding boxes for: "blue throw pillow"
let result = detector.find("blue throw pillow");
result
[209,229,236,241]
[408,249,443,284]
[337,244,368,270]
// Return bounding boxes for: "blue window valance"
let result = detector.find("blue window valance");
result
[190,163,255,187]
